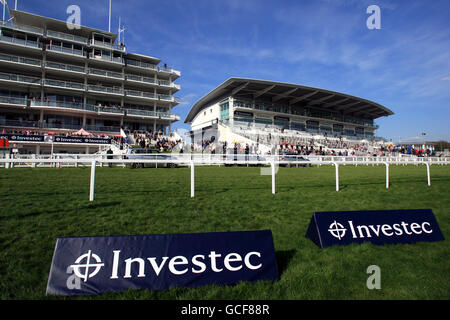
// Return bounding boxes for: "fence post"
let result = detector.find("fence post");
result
[384,162,389,189]
[334,162,339,191]
[190,161,195,198]
[89,160,96,201]
[425,163,431,186]
[271,160,276,194]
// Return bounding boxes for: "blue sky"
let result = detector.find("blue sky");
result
[7,0,450,141]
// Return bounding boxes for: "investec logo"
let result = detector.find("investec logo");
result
[69,250,263,283]
[328,220,434,240]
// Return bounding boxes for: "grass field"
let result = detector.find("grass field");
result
[0,164,449,300]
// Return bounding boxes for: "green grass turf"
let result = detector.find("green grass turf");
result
[0,164,449,299]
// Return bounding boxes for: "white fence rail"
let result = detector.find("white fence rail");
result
[0,154,448,201]
[1,153,449,168]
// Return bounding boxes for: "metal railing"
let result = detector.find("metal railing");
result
[46,30,88,44]
[2,153,448,167]
[1,21,44,35]
[46,61,85,73]
[234,103,378,128]
[90,39,125,52]
[89,68,123,79]
[88,84,123,95]
[0,72,41,85]
[28,100,180,120]
[44,79,85,90]
[0,53,42,66]
[47,45,85,57]
[1,154,447,200]
[89,53,123,64]
[124,59,181,76]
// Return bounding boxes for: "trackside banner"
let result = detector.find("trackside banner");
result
[305,209,444,248]
[46,230,279,296]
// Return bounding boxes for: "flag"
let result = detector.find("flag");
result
[120,128,127,138]
[0,0,6,6]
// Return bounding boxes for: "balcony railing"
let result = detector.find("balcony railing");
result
[30,100,96,112]
[90,39,125,52]
[29,100,180,121]
[125,90,157,100]
[0,72,41,85]
[46,61,85,73]
[125,74,156,84]
[89,68,123,79]
[0,96,27,105]
[89,53,123,64]
[44,79,86,91]
[88,85,123,95]
[0,118,121,133]
[125,59,158,71]
[0,34,40,48]
[125,59,180,76]
[0,53,42,67]
[46,30,88,45]
[125,109,180,120]
[234,102,378,128]
[1,21,44,35]
[47,45,85,57]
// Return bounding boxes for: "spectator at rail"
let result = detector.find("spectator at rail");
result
[106,148,113,167]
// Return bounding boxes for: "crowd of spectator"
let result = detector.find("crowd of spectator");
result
[130,129,182,152]
[380,145,435,157]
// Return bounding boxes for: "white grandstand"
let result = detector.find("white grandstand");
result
[184,78,392,156]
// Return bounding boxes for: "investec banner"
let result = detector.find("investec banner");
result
[305,209,444,248]
[53,136,111,145]
[0,134,111,145]
[46,230,278,296]
[0,134,44,142]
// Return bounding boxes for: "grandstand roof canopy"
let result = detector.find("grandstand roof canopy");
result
[185,78,393,123]
[9,9,118,41]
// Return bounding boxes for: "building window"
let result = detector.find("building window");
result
[219,102,229,120]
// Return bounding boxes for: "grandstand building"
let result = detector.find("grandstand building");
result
[0,9,180,154]
[185,78,393,155]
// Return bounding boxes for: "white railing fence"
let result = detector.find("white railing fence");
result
[0,154,448,201]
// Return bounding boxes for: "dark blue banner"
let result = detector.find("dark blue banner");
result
[46,230,279,296]
[305,209,445,248]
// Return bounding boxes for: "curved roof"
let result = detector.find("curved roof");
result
[185,78,393,123]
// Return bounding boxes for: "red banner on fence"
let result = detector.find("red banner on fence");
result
[0,138,9,148]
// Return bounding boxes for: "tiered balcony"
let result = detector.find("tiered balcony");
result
[44,79,85,91]
[0,34,40,49]
[0,72,41,86]
[29,100,180,121]
[125,58,181,78]
[0,21,44,36]
[46,30,88,45]
[46,44,85,57]
[46,61,85,74]
[233,101,378,129]
[0,96,27,106]
[0,53,42,68]
[89,52,123,64]
[90,39,125,52]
